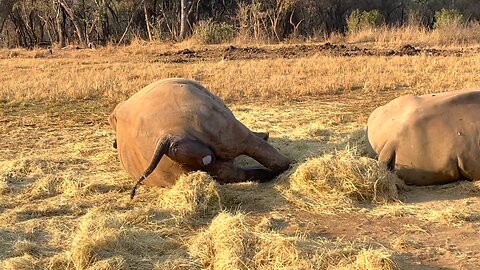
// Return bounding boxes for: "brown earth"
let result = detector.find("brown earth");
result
[154,43,474,63]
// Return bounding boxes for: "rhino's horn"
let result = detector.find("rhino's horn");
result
[130,136,170,199]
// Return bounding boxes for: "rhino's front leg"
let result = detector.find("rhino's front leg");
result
[243,134,292,173]
[206,160,278,184]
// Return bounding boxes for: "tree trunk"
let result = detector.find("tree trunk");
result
[60,1,86,45]
[144,2,152,41]
[179,0,192,40]
[0,0,18,33]
[55,2,65,47]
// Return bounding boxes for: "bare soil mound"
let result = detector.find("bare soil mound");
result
[156,43,469,63]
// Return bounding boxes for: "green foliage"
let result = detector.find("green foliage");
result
[193,20,236,44]
[434,9,465,29]
[347,9,385,33]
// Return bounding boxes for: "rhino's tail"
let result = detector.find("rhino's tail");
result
[130,137,170,199]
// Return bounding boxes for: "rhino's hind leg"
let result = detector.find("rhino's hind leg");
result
[207,160,278,184]
[378,141,396,171]
[243,134,292,173]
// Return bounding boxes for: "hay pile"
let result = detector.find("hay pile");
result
[157,171,223,224]
[0,157,91,198]
[39,172,221,269]
[280,149,402,212]
[0,254,39,270]
[51,207,181,270]
[189,212,399,270]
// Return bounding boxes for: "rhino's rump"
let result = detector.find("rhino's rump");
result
[112,79,252,186]
[367,90,480,185]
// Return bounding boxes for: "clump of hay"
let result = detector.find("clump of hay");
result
[1,158,85,197]
[189,212,258,269]
[0,159,38,194]
[373,203,480,227]
[66,207,178,270]
[158,171,222,223]
[0,179,8,194]
[420,206,480,226]
[29,175,65,199]
[189,212,399,269]
[344,128,368,155]
[280,149,401,212]
[0,254,38,270]
[11,240,41,257]
[442,180,480,194]
[29,174,83,199]
[352,248,399,270]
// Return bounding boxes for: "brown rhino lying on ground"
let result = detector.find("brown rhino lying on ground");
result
[109,78,292,198]
[366,89,480,185]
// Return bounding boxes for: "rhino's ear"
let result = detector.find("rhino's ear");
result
[253,131,269,141]
[130,136,171,199]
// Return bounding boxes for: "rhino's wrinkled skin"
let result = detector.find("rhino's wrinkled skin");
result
[109,78,291,193]
[366,89,480,185]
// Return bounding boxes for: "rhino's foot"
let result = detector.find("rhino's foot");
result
[208,161,279,184]
[395,178,411,191]
[243,166,279,183]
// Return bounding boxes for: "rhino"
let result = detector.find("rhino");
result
[366,89,480,185]
[109,78,292,198]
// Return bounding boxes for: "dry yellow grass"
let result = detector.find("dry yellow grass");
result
[0,43,479,103]
[1,43,480,269]
[337,24,480,47]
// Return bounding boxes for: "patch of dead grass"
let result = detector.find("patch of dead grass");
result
[65,207,180,270]
[331,24,480,48]
[0,47,479,103]
[189,211,399,270]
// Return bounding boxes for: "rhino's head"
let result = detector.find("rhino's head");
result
[169,136,216,169]
[130,134,215,198]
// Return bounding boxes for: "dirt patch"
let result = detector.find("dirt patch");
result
[152,43,468,63]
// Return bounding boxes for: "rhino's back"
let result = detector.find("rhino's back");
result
[119,78,250,151]
[367,89,480,185]
[112,79,252,186]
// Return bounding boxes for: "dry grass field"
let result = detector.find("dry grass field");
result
[1,40,480,269]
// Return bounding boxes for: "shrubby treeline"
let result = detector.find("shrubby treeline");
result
[0,0,479,47]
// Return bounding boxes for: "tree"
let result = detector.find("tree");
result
[179,0,192,39]
[0,0,18,32]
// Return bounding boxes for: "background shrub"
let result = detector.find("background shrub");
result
[193,20,236,44]
[434,9,465,29]
[347,9,385,33]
